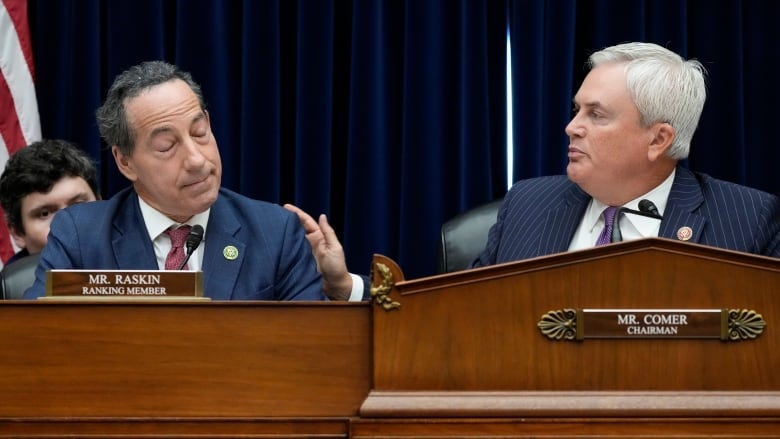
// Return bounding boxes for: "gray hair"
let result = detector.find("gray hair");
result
[95,61,206,156]
[588,42,707,160]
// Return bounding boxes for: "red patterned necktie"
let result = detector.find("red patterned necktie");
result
[595,206,618,246]
[164,225,192,270]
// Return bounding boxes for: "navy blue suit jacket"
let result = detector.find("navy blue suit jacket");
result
[24,187,327,300]
[475,166,780,266]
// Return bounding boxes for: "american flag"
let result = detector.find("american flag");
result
[0,0,41,267]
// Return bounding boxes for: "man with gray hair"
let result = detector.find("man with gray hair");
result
[473,41,780,266]
[24,60,365,300]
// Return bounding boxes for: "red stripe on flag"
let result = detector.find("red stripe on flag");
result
[0,212,15,264]
[0,71,27,155]
[1,0,34,80]
[0,73,20,261]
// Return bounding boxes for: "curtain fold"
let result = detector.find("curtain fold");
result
[343,0,506,277]
[509,0,577,179]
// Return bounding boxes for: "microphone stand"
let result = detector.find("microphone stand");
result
[611,202,663,243]
[177,225,204,270]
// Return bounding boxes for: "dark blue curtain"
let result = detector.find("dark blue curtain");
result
[27,0,780,279]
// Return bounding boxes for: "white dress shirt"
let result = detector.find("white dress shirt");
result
[568,169,674,251]
[138,197,210,271]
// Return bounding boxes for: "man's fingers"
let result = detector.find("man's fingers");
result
[318,214,341,248]
[283,203,319,233]
[318,213,335,236]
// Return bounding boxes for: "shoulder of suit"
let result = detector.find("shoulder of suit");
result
[502,175,583,210]
[66,186,134,214]
[507,174,574,194]
[509,174,569,188]
[692,170,776,200]
[214,187,288,212]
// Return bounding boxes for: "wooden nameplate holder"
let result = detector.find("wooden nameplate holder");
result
[358,237,780,437]
[44,269,206,300]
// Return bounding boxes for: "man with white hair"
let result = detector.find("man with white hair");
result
[473,42,780,265]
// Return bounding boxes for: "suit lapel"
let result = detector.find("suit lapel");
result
[659,167,707,243]
[539,184,591,253]
[112,192,159,269]
[202,196,246,300]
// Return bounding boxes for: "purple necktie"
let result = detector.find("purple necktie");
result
[165,225,192,270]
[595,206,618,246]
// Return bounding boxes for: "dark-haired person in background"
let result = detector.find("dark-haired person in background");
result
[0,139,99,266]
[24,60,365,301]
[474,42,780,266]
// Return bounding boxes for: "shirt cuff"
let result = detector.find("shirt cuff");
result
[348,273,364,302]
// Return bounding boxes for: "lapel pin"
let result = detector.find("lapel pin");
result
[223,246,239,260]
[676,226,693,241]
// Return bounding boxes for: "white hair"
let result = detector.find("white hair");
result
[589,42,707,159]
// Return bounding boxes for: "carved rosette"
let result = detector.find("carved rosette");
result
[537,308,577,340]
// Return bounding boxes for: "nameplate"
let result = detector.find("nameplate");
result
[538,308,766,342]
[45,270,204,298]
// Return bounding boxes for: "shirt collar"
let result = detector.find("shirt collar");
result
[584,168,675,233]
[137,196,211,242]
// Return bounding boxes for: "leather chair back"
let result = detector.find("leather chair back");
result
[0,253,40,300]
[436,199,502,274]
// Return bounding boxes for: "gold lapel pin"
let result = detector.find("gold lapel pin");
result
[676,226,693,241]
[223,245,239,260]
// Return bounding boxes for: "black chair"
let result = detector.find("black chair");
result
[0,253,40,299]
[436,199,502,274]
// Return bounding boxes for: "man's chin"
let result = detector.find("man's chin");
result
[566,162,580,181]
[195,190,219,209]
[180,185,218,212]
[568,163,596,186]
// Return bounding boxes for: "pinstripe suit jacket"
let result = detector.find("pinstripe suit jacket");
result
[474,166,780,266]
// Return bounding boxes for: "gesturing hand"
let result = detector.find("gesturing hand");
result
[283,203,352,300]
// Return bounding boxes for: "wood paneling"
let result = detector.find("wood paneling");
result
[0,301,370,437]
[3,238,779,437]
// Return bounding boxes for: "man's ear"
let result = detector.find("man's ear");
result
[648,122,675,161]
[8,226,27,250]
[112,146,137,181]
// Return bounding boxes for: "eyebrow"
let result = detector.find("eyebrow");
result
[64,191,93,203]
[27,192,92,214]
[148,112,206,139]
[572,98,605,109]
[149,125,174,139]
[26,202,59,217]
